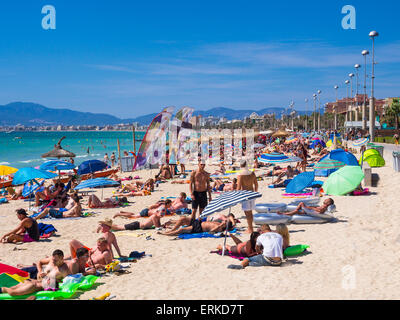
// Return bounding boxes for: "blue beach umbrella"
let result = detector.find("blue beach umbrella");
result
[258,155,302,164]
[40,160,75,172]
[285,171,315,194]
[77,160,108,175]
[74,178,120,190]
[22,179,45,198]
[12,167,57,186]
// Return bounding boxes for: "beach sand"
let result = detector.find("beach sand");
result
[1,144,399,300]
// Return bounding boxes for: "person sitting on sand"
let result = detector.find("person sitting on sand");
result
[0,249,70,296]
[159,218,234,236]
[7,186,23,200]
[217,232,260,257]
[65,247,97,276]
[35,182,64,207]
[34,194,82,220]
[96,218,125,258]
[155,164,172,180]
[272,166,296,186]
[88,194,128,208]
[275,223,290,251]
[69,237,113,270]
[1,208,40,244]
[114,199,172,219]
[277,198,334,216]
[227,224,283,269]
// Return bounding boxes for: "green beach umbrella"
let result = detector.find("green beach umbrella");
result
[322,166,364,196]
[359,150,385,167]
[314,159,346,171]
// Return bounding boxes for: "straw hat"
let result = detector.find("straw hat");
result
[99,218,113,227]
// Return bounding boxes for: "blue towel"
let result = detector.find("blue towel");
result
[175,208,192,215]
[178,228,237,239]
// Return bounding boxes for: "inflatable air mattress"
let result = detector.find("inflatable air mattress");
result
[255,203,287,213]
[254,213,291,225]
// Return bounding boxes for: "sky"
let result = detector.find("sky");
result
[0,0,399,119]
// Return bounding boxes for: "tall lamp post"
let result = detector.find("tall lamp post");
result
[313,93,317,131]
[354,64,361,122]
[334,85,339,130]
[362,50,369,130]
[345,80,350,129]
[369,30,379,141]
[305,98,309,131]
[317,90,322,131]
[349,73,355,122]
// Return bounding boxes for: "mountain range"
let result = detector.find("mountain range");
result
[0,102,312,127]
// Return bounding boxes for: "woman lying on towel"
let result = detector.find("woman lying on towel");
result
[216,232,260,257]
[88,194,128,208]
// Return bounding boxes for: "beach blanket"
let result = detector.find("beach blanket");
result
[38,223,57,239]
[177,229,237,240]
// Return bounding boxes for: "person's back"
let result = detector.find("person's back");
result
[238,171,257,191]
[257,232,283,259]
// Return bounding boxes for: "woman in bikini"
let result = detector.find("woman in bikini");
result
[88,194,127,208]
[216,232,260,257]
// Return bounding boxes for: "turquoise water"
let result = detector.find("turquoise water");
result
[0,131,145,169]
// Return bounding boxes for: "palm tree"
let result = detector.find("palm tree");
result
[387,98,400,129]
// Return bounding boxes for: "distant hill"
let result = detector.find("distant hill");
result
[0,102,312,127]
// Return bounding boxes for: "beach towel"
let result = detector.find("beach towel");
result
[177,228,237,240]
[175,208,192,215]
[37,223,57,239]
[210,250,245,260]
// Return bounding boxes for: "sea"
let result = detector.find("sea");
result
[0,131,145,169]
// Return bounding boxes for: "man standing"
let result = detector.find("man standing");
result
[111,152,116,167]
[189,162,211,220]
[237,160,258,234]
[104,153,109,165]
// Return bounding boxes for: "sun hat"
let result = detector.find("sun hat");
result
[99,218,113,227]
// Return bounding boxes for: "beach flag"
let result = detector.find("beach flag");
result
[134,107,174,169]
[170,107,194,165]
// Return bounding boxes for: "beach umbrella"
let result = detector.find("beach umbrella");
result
[22,179,44,198]
[0,165,18,176]
[41,136,76,159]
[258,155,302,164]
[272,128,291,138]
[310,139,326,149]
[40,160,75,172]
[74,178,120,190]
[322,166,364,196]
[285,171,315,194]
[359,150,385,167]
[200,190,262,256]
[314,159,346,171]
[12,167,57,186]
[77,160,108,175]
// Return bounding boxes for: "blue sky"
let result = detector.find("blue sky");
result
[0,0,399,118]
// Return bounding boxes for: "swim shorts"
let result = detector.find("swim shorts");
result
[192,191,208,210]
[140,208,149,217]
[23,233,35,243]
[49,209,64,219]
[241,199,255,211]
[124,221,141,230]
[190,219,203,233]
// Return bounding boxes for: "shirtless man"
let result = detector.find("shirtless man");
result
[0,249,70,296]
[69,237,113,270]
[65,247,97,276]
[169,193,188,213]
[237,160,258,234]
[278,198,334,216]
[96,218,125,258]
[114,200,172,219]
[189,162,211,220]
[107,214,165,231]
[160,219,233,236]
[34,194,82,220]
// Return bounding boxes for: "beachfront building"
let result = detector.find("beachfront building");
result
[324,94,397,129]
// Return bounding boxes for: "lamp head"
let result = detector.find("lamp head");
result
[355,64,361,69]
[349,73,354,78]
[345,80,350,84]
[369,30,379,38]
[362,50,369,56]
[334,85,339,89]
[317,90,321,94]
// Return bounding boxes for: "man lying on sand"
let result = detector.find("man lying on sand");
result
[114,199,172,219]
[105,214,165,231]
[277,198,334,216]
[88,194,127,208]
[1,208,40,243]
[0,249,70,296]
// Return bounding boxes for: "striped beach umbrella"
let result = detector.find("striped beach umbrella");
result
[314,159,346,171]
[258,155,302,164]
[352,137,369,147]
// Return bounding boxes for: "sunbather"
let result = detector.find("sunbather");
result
[216,232,260,257]
[69,237,113,270]
[113,200,172,219]
[88,194,127,208]
[1,208,40,243]
[65,247,97,276]
[277,198,334,216]
[106,214,165,231]
[34,194,82,220]
[0,249,70,296]
[159,218,234,236]
[35,182,64,207]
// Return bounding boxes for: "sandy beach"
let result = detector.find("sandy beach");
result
[1,143,399,300]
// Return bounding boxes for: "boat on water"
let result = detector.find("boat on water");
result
[52,168,119,184]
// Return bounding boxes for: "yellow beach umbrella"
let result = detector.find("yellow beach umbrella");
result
[0,165,18,176]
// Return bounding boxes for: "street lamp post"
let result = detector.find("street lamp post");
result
[355,64,361,121]
[349,73,355,122]
[345,80,350,129]
[317,90,322,131]
[369,30,379,141]
[334,85,339,130]
[362,50,369,130]
[313,94,317,131]
[305,98,309,131]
